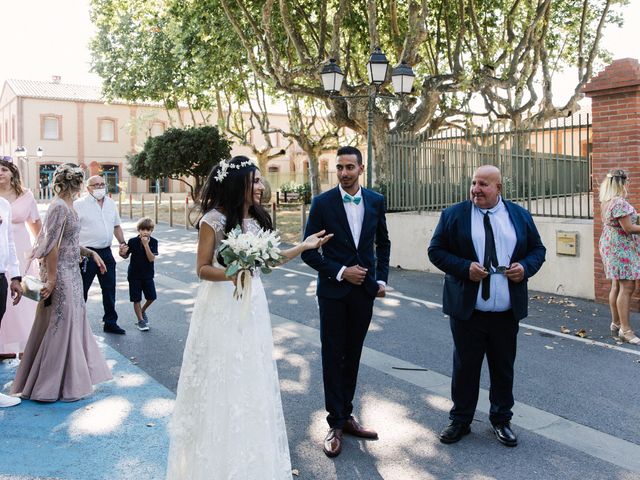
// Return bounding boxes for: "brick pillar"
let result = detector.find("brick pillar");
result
[583,58,640,306]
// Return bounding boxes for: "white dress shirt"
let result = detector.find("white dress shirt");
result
[471,196,517,312]
[335,186,384,286]
[0,197,21,279]
[74,194,121,248]
[339,185,364,246]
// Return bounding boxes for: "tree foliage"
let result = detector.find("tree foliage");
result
[217,0,626,181]
[128,126,231,199]
[91,0,628,184]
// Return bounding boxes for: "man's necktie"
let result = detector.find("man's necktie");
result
[482,212,499,300]
[343,193,362,205]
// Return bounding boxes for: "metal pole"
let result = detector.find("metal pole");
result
[154,195,159,225]
[169,196,174,227]
[300,203,307,241]
[366,93,374,189]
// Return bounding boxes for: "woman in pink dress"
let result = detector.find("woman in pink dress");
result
[0,159,41,359]
[11,164,112,402]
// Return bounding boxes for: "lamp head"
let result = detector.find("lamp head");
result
[391,61,415,94]
[320,59,345,94]
[366,47,389,85]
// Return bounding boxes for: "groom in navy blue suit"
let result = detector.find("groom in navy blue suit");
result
[428,165,545,447]
[302,146,390,458]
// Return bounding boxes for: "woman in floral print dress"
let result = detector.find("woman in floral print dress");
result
[598,169,640,345]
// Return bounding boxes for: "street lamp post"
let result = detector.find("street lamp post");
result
[320,48,415,189]
[14,146,44,192]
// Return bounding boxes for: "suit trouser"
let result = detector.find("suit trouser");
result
[318,285,374,429]
[81,247,118,325]
[0,274,8,328]
[449,309,519,425]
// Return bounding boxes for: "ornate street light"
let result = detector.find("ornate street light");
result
[13,146,43,191]
[320,58,345,94]
[320,49,415,188]
[366,47,390,86]
[14,146,26,159]
[391,61,416,95]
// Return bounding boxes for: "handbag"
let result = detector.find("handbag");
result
[21,216,67,302]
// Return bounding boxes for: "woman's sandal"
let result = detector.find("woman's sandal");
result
[610,322,620,339]
[619,329,640,345]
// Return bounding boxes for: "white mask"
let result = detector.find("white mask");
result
[92,188,106,200]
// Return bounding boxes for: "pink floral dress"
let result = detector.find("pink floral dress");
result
[599,196,640,280]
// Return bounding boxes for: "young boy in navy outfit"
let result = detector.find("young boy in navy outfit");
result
[121,217,158,331]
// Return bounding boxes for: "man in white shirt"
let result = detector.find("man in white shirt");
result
[428,165,546,447]
[0,196,23,407]
[74,176,128,334]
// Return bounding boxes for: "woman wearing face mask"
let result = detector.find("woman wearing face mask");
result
[11,164,112,402]
[0,159,42,360]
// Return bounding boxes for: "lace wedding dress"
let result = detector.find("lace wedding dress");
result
[165,210,291,480]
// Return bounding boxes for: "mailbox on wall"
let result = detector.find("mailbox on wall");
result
[556,231,578,256]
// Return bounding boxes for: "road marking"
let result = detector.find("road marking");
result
[138,264,640,473]
[277,266,640,357]
[271,314,640,474]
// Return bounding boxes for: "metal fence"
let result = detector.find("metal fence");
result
[387,115,592,219]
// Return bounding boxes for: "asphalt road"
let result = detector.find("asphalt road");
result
[83,218,640,480]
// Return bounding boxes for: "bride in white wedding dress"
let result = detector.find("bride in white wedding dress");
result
[165,156,331,480]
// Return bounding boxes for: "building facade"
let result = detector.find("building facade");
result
[0,78,335,197]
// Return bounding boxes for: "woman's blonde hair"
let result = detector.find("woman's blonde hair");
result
[0,159,24,196]
[599,169,628,203]
[53,163,85,197]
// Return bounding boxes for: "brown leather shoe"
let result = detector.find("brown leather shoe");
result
[343,416,378,439]
[323,428,343,457]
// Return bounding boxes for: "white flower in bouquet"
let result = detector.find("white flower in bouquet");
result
[218,226,285,290]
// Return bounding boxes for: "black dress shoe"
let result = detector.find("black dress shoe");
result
[323,428,343,458]
[439,422,471,444]
[493,423,518,447]
[103,323,126,334]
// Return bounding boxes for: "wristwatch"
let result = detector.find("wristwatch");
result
[10,276,22,282]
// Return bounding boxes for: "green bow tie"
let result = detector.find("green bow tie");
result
[343,193,362,205]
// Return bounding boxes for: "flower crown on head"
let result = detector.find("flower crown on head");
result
[55,164,84,181]
[214,157,258,183]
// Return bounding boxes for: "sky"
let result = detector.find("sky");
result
[1,0,639,104]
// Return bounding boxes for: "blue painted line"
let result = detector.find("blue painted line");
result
[0,341,174,480]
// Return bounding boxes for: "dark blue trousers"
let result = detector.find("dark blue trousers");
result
[449,309,519,426]
[318,285,374,429]
[81,247,118,325]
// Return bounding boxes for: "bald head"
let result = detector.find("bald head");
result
[87,175,104,186]
[470,165,502,209]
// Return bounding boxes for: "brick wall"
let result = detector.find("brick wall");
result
[583,58,640,306]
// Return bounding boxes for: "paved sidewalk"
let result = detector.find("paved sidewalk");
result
[0,338,173,480]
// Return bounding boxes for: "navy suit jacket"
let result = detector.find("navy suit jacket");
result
[301,186,391,299]
[428,199,546,321]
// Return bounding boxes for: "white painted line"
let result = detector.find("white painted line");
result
[277,266,640,356]
[271,315,640,474]
[132,265,640,473]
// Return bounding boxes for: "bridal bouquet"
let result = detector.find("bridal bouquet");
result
[218,226,285,300]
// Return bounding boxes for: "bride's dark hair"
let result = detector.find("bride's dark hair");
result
[196,156,272,234]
